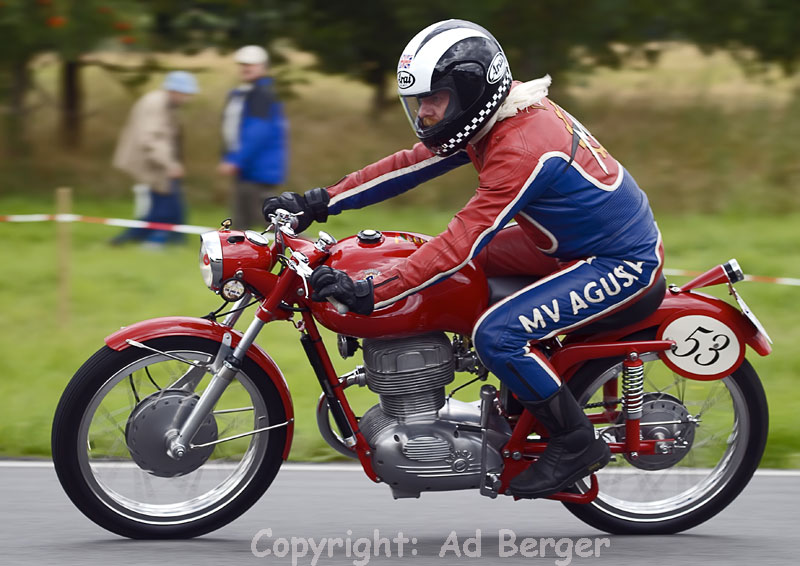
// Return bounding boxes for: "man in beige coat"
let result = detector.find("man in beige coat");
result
[111,71,198,245]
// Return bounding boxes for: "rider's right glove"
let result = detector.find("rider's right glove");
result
[261,188,330,233]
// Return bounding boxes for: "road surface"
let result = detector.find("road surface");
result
[0,461,796,566]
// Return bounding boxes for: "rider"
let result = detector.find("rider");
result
[263,20,664,498]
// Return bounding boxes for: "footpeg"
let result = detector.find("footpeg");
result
[545,473,599,504]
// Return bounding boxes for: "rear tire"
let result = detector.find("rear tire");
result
[52,336,288,539]
[563,330,768,534]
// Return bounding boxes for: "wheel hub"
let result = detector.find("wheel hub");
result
[125,389,218,478]
[615,393,696,470]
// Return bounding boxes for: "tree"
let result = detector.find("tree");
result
[287,0,679,113]
[290,1,437,114]
[0,0,144,150]
[141,0,289,60]
[674,0,800,74]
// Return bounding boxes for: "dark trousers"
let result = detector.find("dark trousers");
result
[112,180,185,245]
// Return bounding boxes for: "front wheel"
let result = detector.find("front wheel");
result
[52,336,289,539]
[563,331,768,534]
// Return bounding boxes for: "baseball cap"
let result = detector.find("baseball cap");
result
[234,45,269,65]
[162,71,199,94]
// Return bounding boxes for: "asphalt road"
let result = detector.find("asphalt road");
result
[1,462,797,566]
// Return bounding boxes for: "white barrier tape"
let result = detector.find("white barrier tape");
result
[3,214,53,222]
[2,214,799,286]
[662,268,800,287]
[0,213,214,235]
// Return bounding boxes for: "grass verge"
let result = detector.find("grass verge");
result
[1,195,798,466]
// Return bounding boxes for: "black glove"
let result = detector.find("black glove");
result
[262,188,330,233]
[310,266,374,315]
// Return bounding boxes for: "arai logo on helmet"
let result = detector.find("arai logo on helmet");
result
[397,71,415,90]
[487,53,507,84]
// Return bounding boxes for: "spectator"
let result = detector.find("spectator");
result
[218,45,288,229]
[111,71,198,246]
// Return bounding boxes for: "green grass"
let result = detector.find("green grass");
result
[1,195,798,466]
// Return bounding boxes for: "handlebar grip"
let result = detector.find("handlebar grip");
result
[327,297,349,314]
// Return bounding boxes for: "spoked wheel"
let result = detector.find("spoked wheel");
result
[563,331,768,534]
[52,336,289,539]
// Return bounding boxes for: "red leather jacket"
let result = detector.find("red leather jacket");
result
[326,96,658,310]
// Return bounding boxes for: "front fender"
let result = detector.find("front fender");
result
[106,316,294,459]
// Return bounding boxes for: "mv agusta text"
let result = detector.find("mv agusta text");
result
[52,209,772,538]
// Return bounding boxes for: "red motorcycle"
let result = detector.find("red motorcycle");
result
[52,210,771,539]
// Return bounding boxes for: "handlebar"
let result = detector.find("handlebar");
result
[267,208,304,233]
[326,296,349,315]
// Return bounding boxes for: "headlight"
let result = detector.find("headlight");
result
[199,232,223,290]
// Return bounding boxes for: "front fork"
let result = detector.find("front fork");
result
[166,281,294,460]
[166,308,265,459]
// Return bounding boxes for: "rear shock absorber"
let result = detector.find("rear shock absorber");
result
[622,352,644,455]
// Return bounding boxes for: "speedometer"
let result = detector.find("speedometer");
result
[245,230,270,246]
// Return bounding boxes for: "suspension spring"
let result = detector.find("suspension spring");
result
[622,355,644,419]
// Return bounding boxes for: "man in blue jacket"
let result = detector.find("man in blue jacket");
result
[218,45,288,229]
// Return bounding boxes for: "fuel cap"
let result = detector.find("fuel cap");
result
[357,229,383,244]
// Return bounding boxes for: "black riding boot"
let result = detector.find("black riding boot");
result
[508,385,610,498]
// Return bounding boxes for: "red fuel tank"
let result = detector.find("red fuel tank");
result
[310,230,489,338]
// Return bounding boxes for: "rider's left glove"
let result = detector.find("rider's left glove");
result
[310,266,374,316]
[262,188,330,233]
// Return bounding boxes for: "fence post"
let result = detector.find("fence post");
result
[56,187,72,326]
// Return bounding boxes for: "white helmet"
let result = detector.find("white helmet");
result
[397,20,512,156]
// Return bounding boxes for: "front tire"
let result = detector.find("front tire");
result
[563,331,768,534]
[52,336,288,539]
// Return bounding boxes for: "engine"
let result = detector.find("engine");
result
[355,332,509,499]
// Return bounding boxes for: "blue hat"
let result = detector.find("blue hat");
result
[163,71,199,94]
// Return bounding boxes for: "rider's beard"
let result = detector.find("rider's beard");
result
[421,116,441,128]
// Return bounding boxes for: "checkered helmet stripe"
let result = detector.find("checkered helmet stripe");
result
[441,73,512,151]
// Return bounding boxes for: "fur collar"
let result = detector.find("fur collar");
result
[471,75,552,144]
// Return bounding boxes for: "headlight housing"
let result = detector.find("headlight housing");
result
[199,232,224,290]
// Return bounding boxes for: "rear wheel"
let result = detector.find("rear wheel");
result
[52,336,289,539]
[563,330,768,534]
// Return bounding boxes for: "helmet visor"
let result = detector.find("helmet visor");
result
[401,88,461,136]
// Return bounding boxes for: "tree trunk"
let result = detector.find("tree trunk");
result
[5,57,31,155]
[369,68,393,118]
[60,59,83,148]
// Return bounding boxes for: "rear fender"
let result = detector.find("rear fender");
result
[106,316,294,459]
[562,291,770,381]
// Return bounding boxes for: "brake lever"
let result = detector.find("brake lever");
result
[288,250,348,314]
[289,250,313,299]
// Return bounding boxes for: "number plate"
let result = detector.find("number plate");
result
[729,284,773,345]
[659,314,744,379]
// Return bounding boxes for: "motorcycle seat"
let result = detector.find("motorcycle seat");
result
[486,274,666,334]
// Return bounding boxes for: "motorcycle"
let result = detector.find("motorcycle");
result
[52,210,772,539]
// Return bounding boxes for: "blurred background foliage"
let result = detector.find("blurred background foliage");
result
[1,0,800,214]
